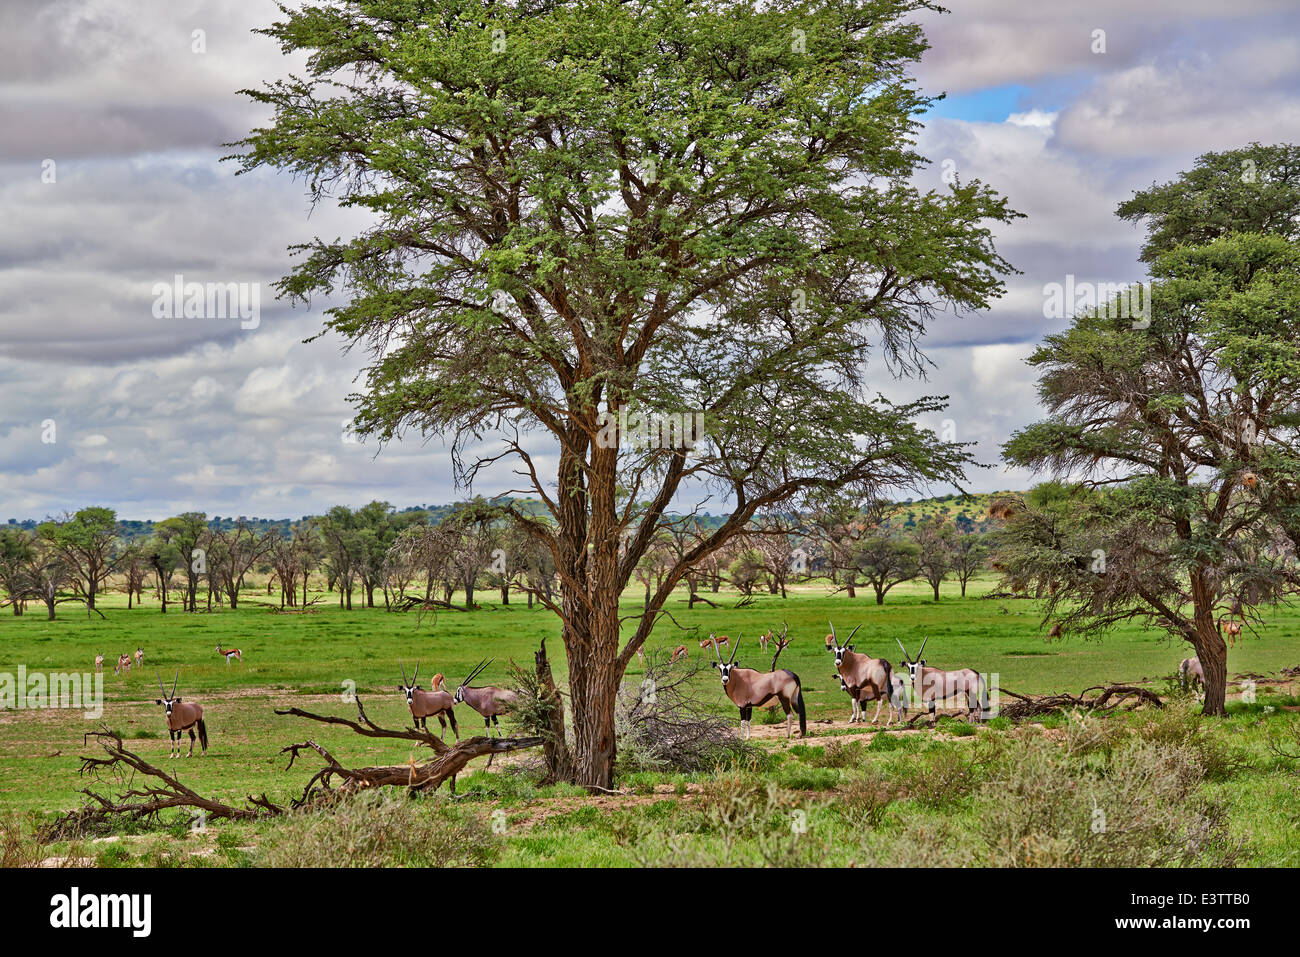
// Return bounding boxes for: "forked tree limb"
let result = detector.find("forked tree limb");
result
[274,695,451,753]
[44,707,546,842]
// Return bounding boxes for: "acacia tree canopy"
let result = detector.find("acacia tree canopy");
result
[233,0,1018,786]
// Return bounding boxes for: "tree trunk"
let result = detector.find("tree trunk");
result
[875,585,885,605]
[500,584,509,605]
[1190,570,1228,716]
[932,581,940,601]
[534,638,572,785]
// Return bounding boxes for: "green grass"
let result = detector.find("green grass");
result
[2,573,1299,866]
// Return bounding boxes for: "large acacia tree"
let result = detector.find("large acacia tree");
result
[234,0,1016,786]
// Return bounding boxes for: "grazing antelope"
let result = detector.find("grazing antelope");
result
[94,654,104,674]
[827,622,903,725]
[1179,656,1204,699]
[155,670,207,758]
[453,659,518,737]
[398,660,459,740]
[133,647,144,668]
[709,636,806,740]
[216,644,242,665]
[114,653,132,675]
[896,637,989,723]
[700,633,730,652]
[669,645,689,663]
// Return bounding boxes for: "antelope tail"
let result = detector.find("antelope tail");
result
[793,673,806,736]
[197,718,208,752]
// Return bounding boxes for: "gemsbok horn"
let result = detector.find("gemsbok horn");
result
[828,621,904,725]
[399,660,459,741]
[155,670,207,758]
[710,634,806,740]
[896,636,989,724]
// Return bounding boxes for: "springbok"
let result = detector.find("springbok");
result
[1179,656,1204,699]
[133,647,144,668]
[155,670,207,758]
[669,645,689,663]
[700,633,730,652]
[896,637,988,723]
[709,636,806,740]
[216,644,242,665]
[398,660,459,740]
[453,659,518,737]
[114,653,131,675]
[1218,617,1242,646]
[94,654,104,674]
[827,622,903,724]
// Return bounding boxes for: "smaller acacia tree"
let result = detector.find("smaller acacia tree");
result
[851,531,920,605]
[1001,146,1300,715]
[912,516,954,601]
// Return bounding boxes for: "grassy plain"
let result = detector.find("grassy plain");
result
[2,575,1298,866]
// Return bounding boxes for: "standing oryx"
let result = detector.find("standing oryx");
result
[453,659,518,736]
[896,637,989,723]
[1179,656,1204,699]
[709,635,806,740]
[398,660,459,740]
[155,670,207,758]
[827,622,903,725]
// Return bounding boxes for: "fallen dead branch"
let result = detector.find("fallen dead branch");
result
[996,683,1163,721]
[43,703,545,842]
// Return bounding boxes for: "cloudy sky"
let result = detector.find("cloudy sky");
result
[2,0,1298,522]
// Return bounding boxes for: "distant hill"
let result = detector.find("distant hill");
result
[879,491,1014,534]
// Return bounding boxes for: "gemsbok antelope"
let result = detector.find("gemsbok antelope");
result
[709,636,806,740]
[155,670,207,758]
[1179,656,1205,699]
[216,644,242,665]
[896,637,989,723]
[398,660,459,740]
[827,622,903,724]
[94,654,104,674]
[114,653,131,675]
[453,659,518,737]
[133,647,144,668]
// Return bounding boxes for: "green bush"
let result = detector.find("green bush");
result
[257,791,499,867]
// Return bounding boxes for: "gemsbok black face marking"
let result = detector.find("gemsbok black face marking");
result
[709,634,805,740]
[896,636,988,724]
[399,659,459,740]
[154,670,207,759]
[827,621,904,726]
